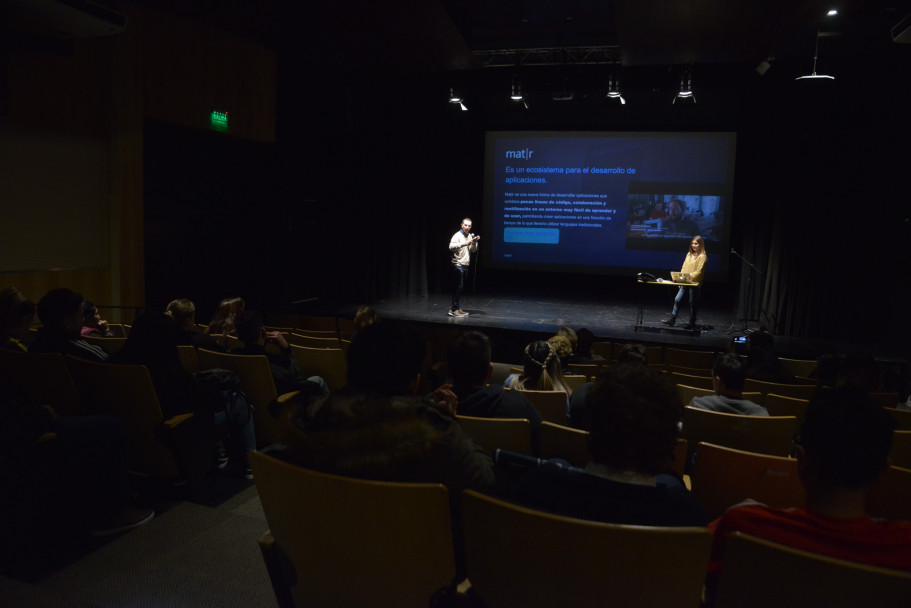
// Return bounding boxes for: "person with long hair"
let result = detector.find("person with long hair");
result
[505,340,572,400]
[205,297,245,336]
[663,235,707,330]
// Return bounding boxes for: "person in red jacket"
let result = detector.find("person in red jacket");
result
[706,388,911,603]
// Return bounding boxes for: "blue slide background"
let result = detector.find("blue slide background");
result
[484,132,736,275]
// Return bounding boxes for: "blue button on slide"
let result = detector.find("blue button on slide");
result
[504,227,560,244]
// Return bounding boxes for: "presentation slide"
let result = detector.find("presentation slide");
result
[482,131,736,278]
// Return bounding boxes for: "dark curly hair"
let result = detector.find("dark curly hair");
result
[587,364,682,474]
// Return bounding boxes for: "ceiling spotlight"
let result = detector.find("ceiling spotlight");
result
[510,77,524,101]
[510,73,529,109]
[673,70,696,104]
[448,87,468,111]
[827,9,839,17]
[796,29,835,81]
[605,74,626,105]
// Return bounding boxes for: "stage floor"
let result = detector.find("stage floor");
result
[365,292,824,358]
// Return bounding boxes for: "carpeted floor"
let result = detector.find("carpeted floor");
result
[0,486,277,608]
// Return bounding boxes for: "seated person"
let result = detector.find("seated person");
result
[29,288,109,362]
[279,321,495,494]
[233,311,329,398]
[569,343,649,430]
[353,304,378,332]
[505,340,572,400]
[80,301,114,337]
[447,330,542,445]
[166,298,224,351]
[745,330,796,384]
[513,364,706,527]
[566,327,605,365]
[0,286,35,352]
[836,351,885,393]
[205,296,245,337]
[690,353,769,416]
[649,201,669,220]
[113,313,256,478]
[0,385,154,536]
[707,389,911,601]
[547,334,574,375]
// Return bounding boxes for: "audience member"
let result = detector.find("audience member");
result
[205,297,245,336]
[513,364,706,526]
[0,385,154,536]
[447,330,542,445]
[616,343,649,366]
[29,288,109,361]
[0,286,35,352]
[836,352,885,393]
[279,321,495,493]
[546,334,574,374]
[505,340,572,398]
[707,389,911,602]
[567,327,604,365]
[113,312,256,477]
[569,343,649,430]
[556,327,578,352]
[233,311,329,397]
[689,353,769,416]
[80,301,114,337]
[166,298,224,351]
[352,304,378,332]
[745,330,796,384]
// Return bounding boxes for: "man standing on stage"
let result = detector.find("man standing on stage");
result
[449,218,479,317]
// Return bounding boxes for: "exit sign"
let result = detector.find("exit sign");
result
[209,110,229,132]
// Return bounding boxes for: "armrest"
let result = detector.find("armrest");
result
[161,412,195,429]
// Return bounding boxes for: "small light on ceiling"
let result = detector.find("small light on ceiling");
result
[605,75,626,105]
[448,87,468,111]
[827,9,838,16]
[673,70,696,104]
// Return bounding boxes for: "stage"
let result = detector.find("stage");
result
[356,292,831,362]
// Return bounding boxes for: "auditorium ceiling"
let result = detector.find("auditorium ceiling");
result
[148,0,911,74]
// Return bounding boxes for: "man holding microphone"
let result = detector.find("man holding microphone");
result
[449,218,479,317]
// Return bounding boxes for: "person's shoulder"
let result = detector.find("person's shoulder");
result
[689,394,717,409]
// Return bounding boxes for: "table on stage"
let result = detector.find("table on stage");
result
[635,279,700,334]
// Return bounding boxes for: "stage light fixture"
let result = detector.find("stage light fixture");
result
[673,70,696,104]
[510,73,529,109]
[827,9,838,16]
[605,74,626,105]
[796,29,835,81]
[448,87,468,111]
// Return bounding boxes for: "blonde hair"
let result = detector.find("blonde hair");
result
[508,340,572,395]
[556,327,578,349]
[166,298,196,330]
[548,334,573,359]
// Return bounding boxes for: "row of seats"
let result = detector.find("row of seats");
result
[453,411,911,516]
[250,450,911,608]
[588,342,819,376]
[0,345,345,478]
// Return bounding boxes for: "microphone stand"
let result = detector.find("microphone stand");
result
[730,248,763,333]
